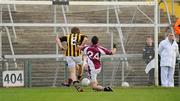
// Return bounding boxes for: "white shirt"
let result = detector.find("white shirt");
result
[158,38,179,68]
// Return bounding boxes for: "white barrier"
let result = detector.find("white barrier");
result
[0,1,155,6]
[0,23,170,27]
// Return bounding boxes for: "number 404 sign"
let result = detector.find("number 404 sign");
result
[3,70,24,87]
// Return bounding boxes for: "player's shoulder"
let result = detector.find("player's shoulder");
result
[64,34,69,37]
[82,45,90,50]
[60,35,67,39]
[80,33,87,37]
[86,45,96,49]
[79,33,84,35]
[98,45,107,50]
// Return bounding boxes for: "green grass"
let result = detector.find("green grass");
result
[0,87,180,101]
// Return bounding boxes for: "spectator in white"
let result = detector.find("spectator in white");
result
[158,30,179,87]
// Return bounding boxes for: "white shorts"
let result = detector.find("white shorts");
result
[66,56,83,68]
[87,66,101,82]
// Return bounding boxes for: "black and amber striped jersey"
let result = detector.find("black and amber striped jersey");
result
[60,33,86,56]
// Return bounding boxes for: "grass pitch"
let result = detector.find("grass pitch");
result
[0,87,180,101]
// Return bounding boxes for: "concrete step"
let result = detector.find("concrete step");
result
[2,3,178,87]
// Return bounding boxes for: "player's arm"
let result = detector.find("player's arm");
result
[77,35,88,49]
[56,36,66,50]
[77,45,88,52]
[79,35,88,46]
[81,36,88,46]
[99,44,116,55]
[77,45,83,50]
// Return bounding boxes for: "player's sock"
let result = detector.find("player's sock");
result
[103,87,113,92]
[107,87,113,92]
[103,87,109,91]
[77,75,82,81]
[61,82,70,87]
[73,81,84,92]
[68,78,73,85]
[61,78,72,87]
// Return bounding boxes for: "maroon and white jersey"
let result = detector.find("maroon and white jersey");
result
[82,44,113,70]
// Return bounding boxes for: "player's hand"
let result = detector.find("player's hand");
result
[60,47,66,51]
[77,45,84,50]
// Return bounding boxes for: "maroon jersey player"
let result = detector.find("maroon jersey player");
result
[79,36,117,92]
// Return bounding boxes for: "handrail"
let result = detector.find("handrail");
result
[3,54,142,59]
[0,23,170,27]
[4,26,17,68]
[7,2,17,40]
[136,6,154,23]
[113,1,128,67]
[0,1,156,6]
[12,0,16,11]
[61,1,69,34]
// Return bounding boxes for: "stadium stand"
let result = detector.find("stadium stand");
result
[0,0,179,87]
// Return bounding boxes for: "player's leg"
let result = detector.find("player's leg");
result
[67,56,83,92]
[61,66,78,87]
[76,64,83,80]
[69,66,77,82]
[89,68,113,92]
[88,67,102,91]
[77,55,88,80]
[74,56,84,81]
[90,75,113,92]
[62,57,80,87]
[69,67,83,92]
[61,57,76,87]
[61,78,72,87]
[91,81,104,91]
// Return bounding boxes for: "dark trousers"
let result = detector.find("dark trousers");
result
[148,68,154,85]
[147,67,161,86]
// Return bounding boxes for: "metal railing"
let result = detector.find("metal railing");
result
[1,54,179,87]
[0,1,156,6]
[4,27,17,68]
[1,54,142,87]
[0,0,17,63]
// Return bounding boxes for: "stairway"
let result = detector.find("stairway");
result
[0,2,179,87]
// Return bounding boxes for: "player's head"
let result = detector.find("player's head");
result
[71,27,80,34]
[91,36,99,45]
